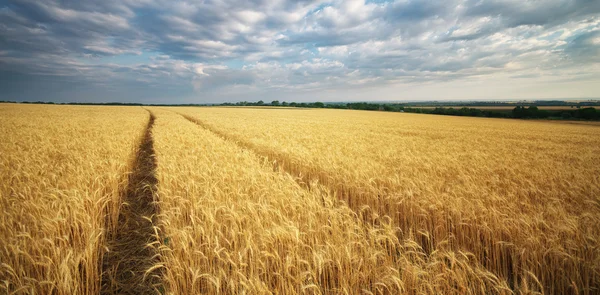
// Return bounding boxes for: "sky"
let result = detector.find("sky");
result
[0,0,599,104]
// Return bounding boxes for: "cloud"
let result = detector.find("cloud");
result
[464,0,600,28]
[564,29,600,62]
[0,0,599,103]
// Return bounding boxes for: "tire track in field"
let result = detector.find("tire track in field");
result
[174,111,583,294]
[101,110,163,295]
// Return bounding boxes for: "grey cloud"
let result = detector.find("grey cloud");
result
[564,30,600,61]
[283,0,456,47]
[384,0,451,21]
[0,55,197,103]
[193,68,256,91]
[130,0,325,60]
[463,0,600,32]
[1,0,141,60]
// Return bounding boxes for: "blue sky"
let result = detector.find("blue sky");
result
[0,0,599,103]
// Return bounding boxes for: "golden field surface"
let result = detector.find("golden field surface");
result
[174,107,600,294]
[151,108,505,294]
[1,103,599,294]
[0,104,148,294]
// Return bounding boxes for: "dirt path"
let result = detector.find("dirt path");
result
[101,111,162,294]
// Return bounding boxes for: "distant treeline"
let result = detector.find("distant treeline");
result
[220,100,600,108]
[396,100,600,107]
[510,106,599,120]
[222,101,600,120]
[2,100,599,120]
[412,106,599,120]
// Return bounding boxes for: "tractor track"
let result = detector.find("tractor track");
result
[101,110,162,295]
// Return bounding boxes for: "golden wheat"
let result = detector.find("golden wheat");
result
[2,103,598,294]
[151,108,511,294]
[172,106,600,294]
[0,104,148,294]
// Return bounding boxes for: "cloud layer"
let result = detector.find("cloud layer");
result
[1,0,599,103]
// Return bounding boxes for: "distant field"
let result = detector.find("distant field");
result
[2,104,599,294]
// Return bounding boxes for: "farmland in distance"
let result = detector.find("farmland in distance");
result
[1,103,599,294]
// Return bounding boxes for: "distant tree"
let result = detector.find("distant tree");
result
[281,101,288,106]
[312,102,325,108]
[512,106,550,118]
[257,100,264,106]
[512,106,526,118]
[271,100,280,106]
[575,107,598,119]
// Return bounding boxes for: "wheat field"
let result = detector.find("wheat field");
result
[0,104,148,294]
[151,108,508,294]
[1,104,599,294]
[173,107,600,294]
